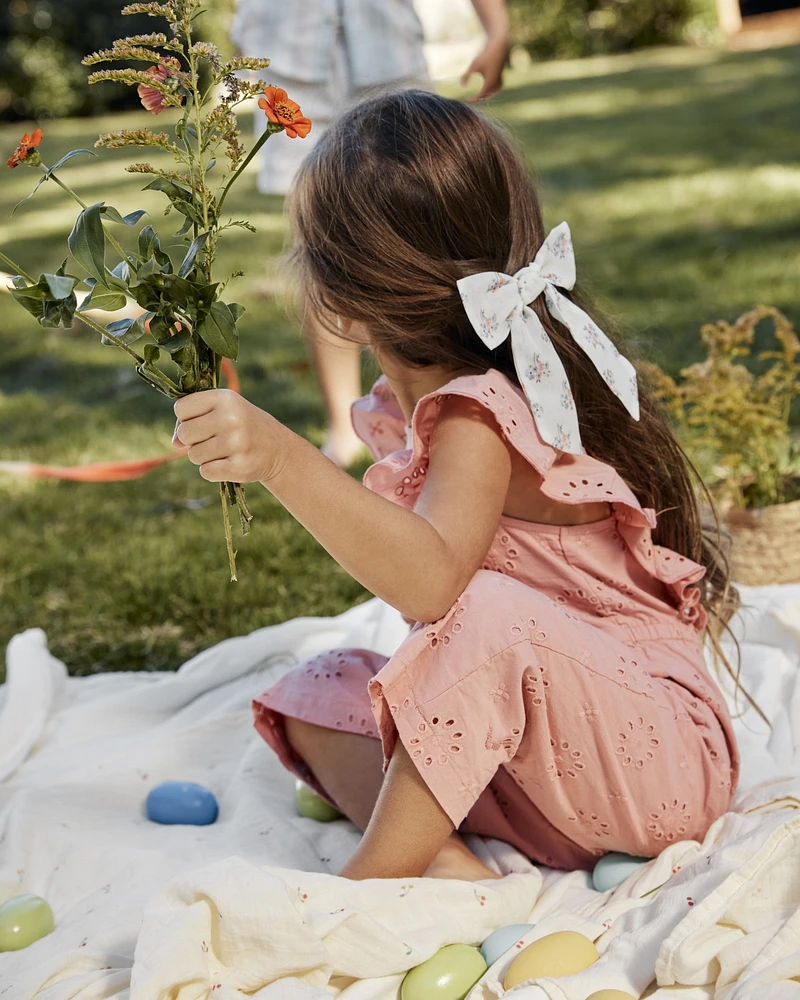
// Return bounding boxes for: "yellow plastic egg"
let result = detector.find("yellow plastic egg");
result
[503,931,599,989]
[585,992,638,1000]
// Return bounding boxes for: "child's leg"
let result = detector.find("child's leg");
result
[286,717,499,880]
[307,316,365,468]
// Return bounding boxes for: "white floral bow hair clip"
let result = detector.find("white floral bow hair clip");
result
[457,222,640,454]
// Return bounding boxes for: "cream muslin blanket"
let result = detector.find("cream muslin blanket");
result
[1,586,798,999]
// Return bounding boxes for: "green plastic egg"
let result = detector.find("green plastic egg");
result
[294,780,342,822]
[0,894,55,951]
[401,944,487,1000]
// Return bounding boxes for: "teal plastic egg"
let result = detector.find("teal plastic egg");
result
[592,852,649,892]
[479,923,534,966]
[401,944,487,1000]
[0,895,55,951]
[294,780,342,822]
[146,782,219,825]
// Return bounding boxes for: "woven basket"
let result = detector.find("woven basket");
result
[726,497,800,586]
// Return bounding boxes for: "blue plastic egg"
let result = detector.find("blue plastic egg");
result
[592,852,649,892]
[479,924,535,967]
[146,781,219,826]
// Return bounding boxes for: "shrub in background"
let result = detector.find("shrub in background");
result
[509,0,720,60]
[0,0,235,121]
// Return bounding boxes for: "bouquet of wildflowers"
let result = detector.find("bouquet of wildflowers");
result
[1,0,311,580]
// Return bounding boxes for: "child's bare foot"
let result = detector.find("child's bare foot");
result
[424,834,502,881]
[321,427,367,468]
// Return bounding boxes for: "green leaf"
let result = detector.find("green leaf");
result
[43,273,80,300]
[101,205,148,227]
[197,301,239,360]
[144,343,161,364]
[11,173,49,216]
[79,284,128,313]
[111,259,131,284]
[68,203,107,285]
[228,302,246,322]
[143,177,204,226]
[101,313,149,347]
[49,149,97,172]
[177,231,210,278]
[158,328,193,354]
[137,224,157,260]
[173,215,194,237]
[9,272,79,328]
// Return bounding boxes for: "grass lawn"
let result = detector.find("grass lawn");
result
[1,43,799,678]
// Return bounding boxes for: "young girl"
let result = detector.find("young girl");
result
[173,90,739,882]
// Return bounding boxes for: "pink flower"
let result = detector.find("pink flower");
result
[137,60,183,115]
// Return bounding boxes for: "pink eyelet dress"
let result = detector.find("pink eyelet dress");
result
[253,369,739,870]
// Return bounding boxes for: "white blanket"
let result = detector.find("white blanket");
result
[1,586,799,1000]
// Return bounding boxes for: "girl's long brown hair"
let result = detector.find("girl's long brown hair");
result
[290,89,751,707]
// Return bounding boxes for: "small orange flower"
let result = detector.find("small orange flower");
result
[258,86,312,139]
[137,60,184,115]
[6,128,43,169]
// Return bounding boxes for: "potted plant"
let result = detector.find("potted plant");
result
[642,305,800,586]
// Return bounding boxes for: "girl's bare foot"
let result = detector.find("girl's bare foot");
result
[424,834,502,881]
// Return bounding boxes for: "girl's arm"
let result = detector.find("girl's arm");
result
[462,0,510,102]
[173,391,511,622]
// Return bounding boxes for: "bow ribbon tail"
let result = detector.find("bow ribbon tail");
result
[544,287,641,421]
[510,307,584,454]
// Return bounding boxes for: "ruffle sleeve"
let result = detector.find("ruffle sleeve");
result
[350,376,408,462]
[361,368,708,631]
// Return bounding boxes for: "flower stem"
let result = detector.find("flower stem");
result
[216,126,278,214]
[220,481,238,581]
[44,167,137,270]
[77,311,146,364]
[0,249,35,283]
[233,482,253,534]
[43,167,88,209]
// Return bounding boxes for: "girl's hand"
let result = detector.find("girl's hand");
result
[173,389,287,484]
[461,35,509,102]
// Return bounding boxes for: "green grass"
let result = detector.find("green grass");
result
[1,43,799,677]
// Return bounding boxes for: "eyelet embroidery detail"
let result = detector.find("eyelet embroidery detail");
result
[524,666,549,706]
[392,462,428,499]
[409,716,464,766]
[616,717,660,768]
[647,799,691,841]
[484,725,517,759]
[491,682,510,703]
[546,737,585,779]
[574,808,611,840]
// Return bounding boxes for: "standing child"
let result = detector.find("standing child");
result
[173,91,739,881]
[230,0,512,468]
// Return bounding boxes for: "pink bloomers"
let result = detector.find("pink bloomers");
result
[253,370,739,870]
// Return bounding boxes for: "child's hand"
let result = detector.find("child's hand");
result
[173,389,285,484]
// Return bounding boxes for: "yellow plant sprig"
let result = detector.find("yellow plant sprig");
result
[643,306,800,510]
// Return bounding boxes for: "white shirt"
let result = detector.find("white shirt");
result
[230,0,427,86]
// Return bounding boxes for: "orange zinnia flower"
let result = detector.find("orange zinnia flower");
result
[6,128,43,169]
[137,60,184,115]
[258,86,312,139]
